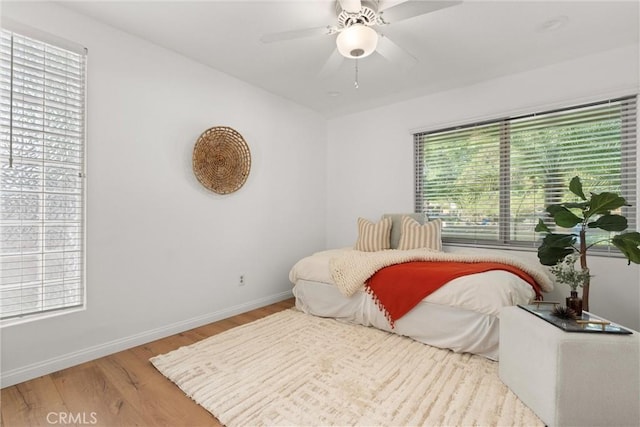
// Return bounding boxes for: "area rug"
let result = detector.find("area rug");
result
[150,309,543,426]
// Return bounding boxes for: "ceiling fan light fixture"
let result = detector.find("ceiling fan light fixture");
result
[336,24,378,59]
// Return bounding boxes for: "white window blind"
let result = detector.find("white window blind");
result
[0,28,87,321]
[415,96,637,249]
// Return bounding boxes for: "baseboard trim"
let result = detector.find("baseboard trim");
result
[1,290,293,387]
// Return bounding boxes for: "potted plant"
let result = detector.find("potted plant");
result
[549,253,589,315]
[535,176,640,311]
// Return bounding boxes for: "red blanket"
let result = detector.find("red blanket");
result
[365,261,543,328]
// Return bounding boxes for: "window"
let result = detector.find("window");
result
[0,27,87,321]
[415,96,637,249]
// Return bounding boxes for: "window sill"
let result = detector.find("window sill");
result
[1,305,86,328]
[443,242,627,260]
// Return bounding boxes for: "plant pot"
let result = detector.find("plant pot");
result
[566,290,583,317]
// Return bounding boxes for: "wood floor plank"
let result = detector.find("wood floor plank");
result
[1,376,73,427]
[94,351,217,426]
[137,333,198,357]
[50,363,147,427]
[1,298,294,427]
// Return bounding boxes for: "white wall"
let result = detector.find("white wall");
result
[1,2,327,386]
[326,44,640,331]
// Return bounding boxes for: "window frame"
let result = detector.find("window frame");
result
[0,23,88,326]
[414,95,638,253]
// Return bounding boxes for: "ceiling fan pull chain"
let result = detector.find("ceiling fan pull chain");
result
[354,58,359,89]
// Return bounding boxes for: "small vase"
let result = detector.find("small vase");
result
[566,290,583,317]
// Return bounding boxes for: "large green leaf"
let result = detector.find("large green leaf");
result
[612,232,640,265]
[587,214,628,232]
[535,219,551,233]
[542,233,577,248]
[538,233,577,265]
[537,246,575,266]
[569,176,586,200]
[546,205,583,228]
[585,192,629,218]
[563,202,589,210]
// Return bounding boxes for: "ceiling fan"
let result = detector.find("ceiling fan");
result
[260,0,462,75]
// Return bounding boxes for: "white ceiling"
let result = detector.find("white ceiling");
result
[57,0,639,118]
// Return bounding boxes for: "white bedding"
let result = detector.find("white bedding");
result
[293,279,503,359]
[289,248,547,360]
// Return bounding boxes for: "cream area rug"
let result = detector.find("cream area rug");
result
[150,309,543,427]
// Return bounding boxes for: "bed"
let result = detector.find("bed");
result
[288,216,554,360]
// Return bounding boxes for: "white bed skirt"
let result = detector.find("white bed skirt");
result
[293,279,501,360]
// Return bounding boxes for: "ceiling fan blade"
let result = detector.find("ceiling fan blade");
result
[260,26,335,44]
[319,48,344,78]
[338,0,362,13]
[379,0,462,23]
[375,34,418,69]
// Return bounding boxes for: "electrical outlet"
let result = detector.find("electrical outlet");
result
[239,274,245,286]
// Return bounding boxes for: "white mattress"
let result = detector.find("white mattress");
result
[290,248,539,360]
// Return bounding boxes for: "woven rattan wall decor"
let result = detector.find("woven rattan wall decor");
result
[192,126,251,194]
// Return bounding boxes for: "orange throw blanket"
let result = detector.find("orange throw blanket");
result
[365,261,543,328]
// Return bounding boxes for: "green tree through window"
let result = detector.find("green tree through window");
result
[415,97,637,249]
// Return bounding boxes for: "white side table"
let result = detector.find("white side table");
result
[499,306,640,427]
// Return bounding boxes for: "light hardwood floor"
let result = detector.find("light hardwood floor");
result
[1,298,296,427]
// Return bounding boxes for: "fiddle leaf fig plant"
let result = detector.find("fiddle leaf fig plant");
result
[535,176,640,311]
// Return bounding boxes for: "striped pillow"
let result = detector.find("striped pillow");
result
[355,217,392,252]
[397,216,442,251]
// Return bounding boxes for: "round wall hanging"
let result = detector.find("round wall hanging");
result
[192,126,251,194]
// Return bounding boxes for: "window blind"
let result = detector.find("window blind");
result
[0,28,87,321]
[415,96,637,249]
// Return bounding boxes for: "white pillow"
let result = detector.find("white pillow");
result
[354,217,392,252]
[397,216,442,251]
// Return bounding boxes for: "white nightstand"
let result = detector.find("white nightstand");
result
[499,305,640,427]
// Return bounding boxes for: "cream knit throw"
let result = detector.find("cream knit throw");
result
[329,248,554,297]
